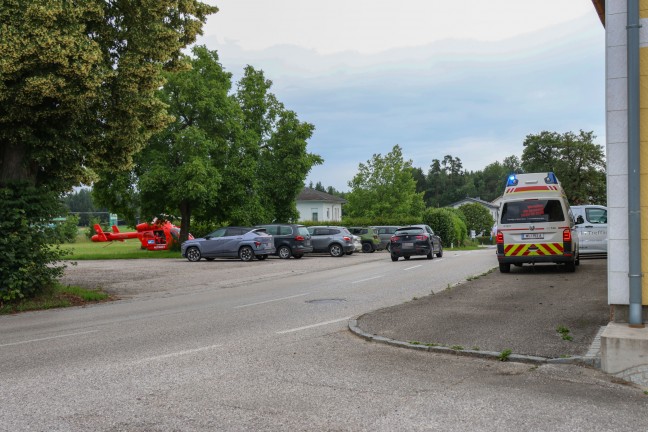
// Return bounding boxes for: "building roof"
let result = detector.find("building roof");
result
[592,0,604,26]
[297,187,347,204]
[448,197,499,210]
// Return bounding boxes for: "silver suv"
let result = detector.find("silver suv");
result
[307,226,355,257]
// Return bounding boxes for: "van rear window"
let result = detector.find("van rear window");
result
[501,200,565,223]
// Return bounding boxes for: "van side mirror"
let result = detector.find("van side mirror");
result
[576,215,584,225]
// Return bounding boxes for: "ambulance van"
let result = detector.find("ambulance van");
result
[496,172,580,273]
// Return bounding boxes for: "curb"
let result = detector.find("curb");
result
[348,317,598,367]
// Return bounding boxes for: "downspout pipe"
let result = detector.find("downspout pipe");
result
[627,0,644,327]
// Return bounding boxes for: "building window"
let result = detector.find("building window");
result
[312,208,318,222]
[326,208,330,219]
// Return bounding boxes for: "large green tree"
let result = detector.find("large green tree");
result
[521,130,606,204]
[458,203,495,236]
[0,0,216,298]
[345,145,425,219]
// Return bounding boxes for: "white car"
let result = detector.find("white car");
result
[572,205,607,257]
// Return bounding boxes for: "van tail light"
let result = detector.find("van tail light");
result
[563,229,572,242]
[294,235,305,241]
[496,232,504,244]
[391,236,400,242]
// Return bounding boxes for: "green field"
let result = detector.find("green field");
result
[62,227,181,260]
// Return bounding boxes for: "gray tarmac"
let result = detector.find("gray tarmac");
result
[354,257,609,362]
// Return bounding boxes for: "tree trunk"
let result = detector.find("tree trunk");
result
[0,142,37,186]
[179,199,191,243]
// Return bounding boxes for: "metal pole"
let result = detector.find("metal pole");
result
[627,0,644,327]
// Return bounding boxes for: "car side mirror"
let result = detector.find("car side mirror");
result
[575,216,584,225]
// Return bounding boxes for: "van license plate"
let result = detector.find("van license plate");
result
[522,233,544,240]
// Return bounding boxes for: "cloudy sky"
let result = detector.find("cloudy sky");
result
[196,1,606,192]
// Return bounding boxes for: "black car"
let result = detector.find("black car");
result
[255,224,313,259]
[390,225,443,261]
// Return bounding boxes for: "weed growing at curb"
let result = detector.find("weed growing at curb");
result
[450,345,464,351]
[409,341,421,345]
[498,349,512,361]
[556,325,573,341]
[425,343,441,347]
[472,346,480,351]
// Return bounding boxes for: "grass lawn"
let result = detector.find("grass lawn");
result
[0,283,112,315]
[62,227,181,260]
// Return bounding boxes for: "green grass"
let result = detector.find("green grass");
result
[0,283,111,315]
[61,228,181,260]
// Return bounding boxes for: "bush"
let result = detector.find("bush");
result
[423,208,467,247]
[54,214,80,243]
[0,184,66,303]
[85,216,103,240]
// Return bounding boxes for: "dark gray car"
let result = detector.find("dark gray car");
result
[181,227,275,262]
[255,224,313,259]
[307,226,355,257]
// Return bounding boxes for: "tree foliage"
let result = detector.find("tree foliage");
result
[521,130,606,204]
[423,208,467,247]
[0,0,216,298]
[458,203,494,235]
[345,145,425,220]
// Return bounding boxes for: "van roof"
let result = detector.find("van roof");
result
[503,172,566,199]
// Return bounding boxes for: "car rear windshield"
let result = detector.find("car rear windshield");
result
[501,200,565,224]
[297,227,310,237]
[395,227,424,235]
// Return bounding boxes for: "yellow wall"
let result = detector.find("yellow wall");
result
[641,0,648,303]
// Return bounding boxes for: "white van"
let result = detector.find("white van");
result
[571,205,607,257]
[496,172,580,273]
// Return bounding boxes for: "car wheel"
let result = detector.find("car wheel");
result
[257,254,268,260]
[436,244,443,258]
[426,251,433,260]
[329,243,344,257]
[391,254,399,262]
[278,246,292,259]
[499,263,511,273]
[293,254,304,259]
[361,242,372,253]
[404,256,410,260]
[239,246,254,262]
[186,247,201,262]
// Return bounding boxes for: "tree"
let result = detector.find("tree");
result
[0,0,216,297]
[521,131,606,204]
[345,145,425,219]
[458,203,495,236]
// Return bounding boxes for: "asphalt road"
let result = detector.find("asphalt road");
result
[1,250,647,431]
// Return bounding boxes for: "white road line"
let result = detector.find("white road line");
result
[404,265,422,271]
[133,344,223,364]
[234,293,311,309]
[351,275,384,284]
[0,330,99,348]
[276,317,352,334]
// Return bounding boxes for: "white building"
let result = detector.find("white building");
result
[296,187,346,222]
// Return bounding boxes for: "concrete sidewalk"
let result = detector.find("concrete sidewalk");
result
[352,258,609,364]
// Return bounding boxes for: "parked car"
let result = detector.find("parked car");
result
[371,226,400,252]
[572,205,607,258]
[306,226,355,257]
[350,235,362,254]
[255,223,313,259]
[347,226,383,253]
[181,227,275,262]
[390,225,443,261]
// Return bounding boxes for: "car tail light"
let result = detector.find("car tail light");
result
[496,232,504,244]
[294,235,305,241]
[254,241,261,247]
[415,235,428,240]
[391,236,400,242]
[563,229,572,242]
[343,236,351,242]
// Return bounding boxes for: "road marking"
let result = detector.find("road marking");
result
[0,330,99,348]
[351,275,384,284]
[404,265,422,271]
[133,344,223,364]
[276,317,352,334]
[234,293,311,309]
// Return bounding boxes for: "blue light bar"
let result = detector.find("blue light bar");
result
[544,172,558,184]
[506,174,518,186]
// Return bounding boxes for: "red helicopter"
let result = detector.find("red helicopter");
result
[91,217,192,251]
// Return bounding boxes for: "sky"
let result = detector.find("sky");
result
[195,1,606,192]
